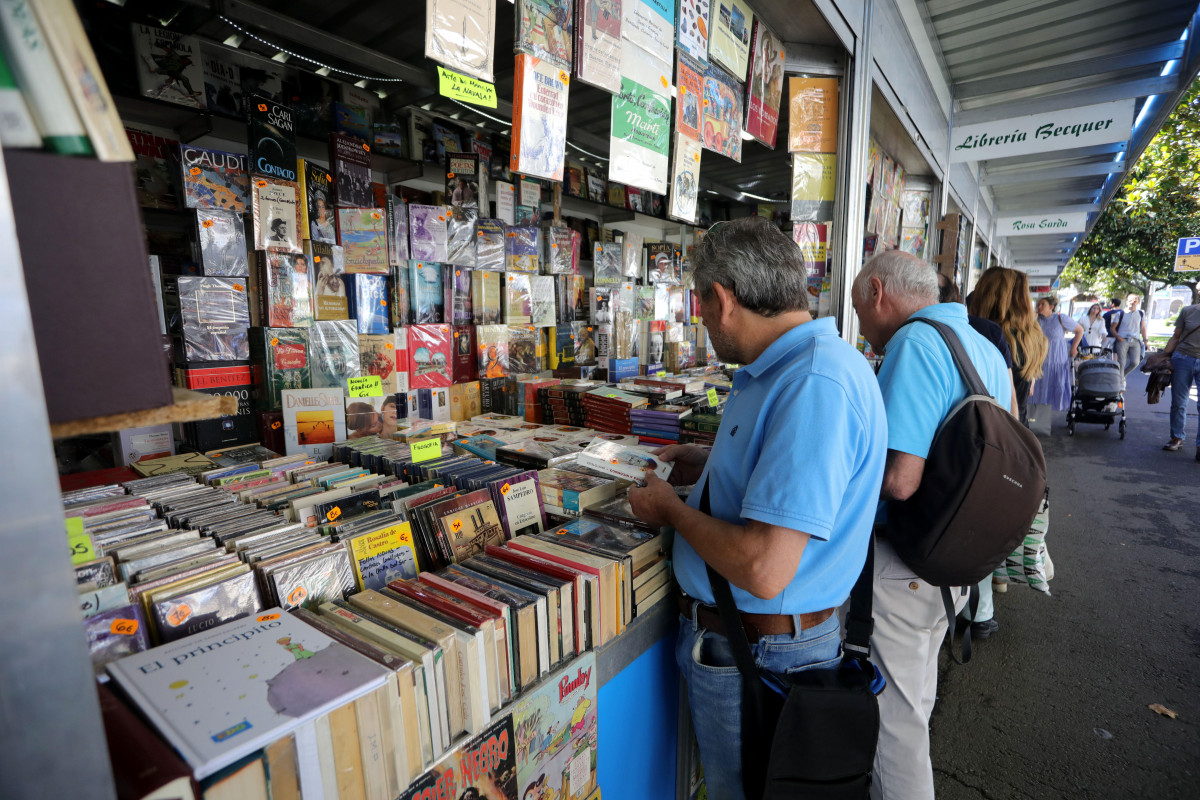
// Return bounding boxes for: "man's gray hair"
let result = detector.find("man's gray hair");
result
[853,250,939,306]
[690,216,809,316]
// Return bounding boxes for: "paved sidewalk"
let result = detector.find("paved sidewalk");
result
[931,373,1200,799]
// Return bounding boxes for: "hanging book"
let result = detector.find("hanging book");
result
[505,273,534,325]
[447,206,479,268]
[409,324,455,388]
[472,272,503,325]
[574,0,621,93]
[166,276,250,361]
[593,243,622,286]
[179,144,249,212]
[476,218,507,271]
[677,0,711,65]
[337,207,389,273]
[344,274,390,335]
[446,152,481,209]
[127,126,180,210]
[622,0,675,58]
[299,160,336,243]
[256,251,313,328]
[425,0,497,82]
[745,19,784,148]
[247,95,297,181]
[196,209,249,277]
[201,43,241,115]
[328,132,373,208]
[788,76,840,154]
[701,61,744,162]
[511,54,569,182]
[668,132,701,224]
[308,240,349,320]
[608,40,671,195]
[515,0,573,71]
[251,178,302,253]
[132,25,204,108]
[409,204,450,262]
[675,54,704,142]
[308,319,361,389]
[387,195,409,265]
[506,226,540,273]
[409,259,446,324]
[708,0,753,79]
[791,153,837,222]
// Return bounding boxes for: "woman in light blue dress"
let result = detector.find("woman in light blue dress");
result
[1031,295,1084,411]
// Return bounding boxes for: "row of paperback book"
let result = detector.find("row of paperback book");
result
[68,405,701,796]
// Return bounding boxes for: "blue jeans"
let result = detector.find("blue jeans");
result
[676,610,842,800]
[1170,353,1200,446]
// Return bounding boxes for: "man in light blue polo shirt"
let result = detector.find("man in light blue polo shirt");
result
[852,251,1013,800]
[628,216,887,800]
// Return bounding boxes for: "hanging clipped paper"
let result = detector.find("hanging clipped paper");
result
[511,54,569,182]
[701,61,744,162]
[347,375,384,397]
[609,41,671,194]
[622,0,676,57]
[575,0,622,92]
[745,19,785,148]
[791,154,837,222]
[789,77,840,153]
[425,0,496,82]
[437,66,498,108]
[669,132,702,224]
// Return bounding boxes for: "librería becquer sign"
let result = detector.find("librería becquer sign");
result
[995,212,1089,237]
[950,100,1134,162]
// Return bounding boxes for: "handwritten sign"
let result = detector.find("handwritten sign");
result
[110,618,140,636]
[707,388,719,406]
[348,375,384,397]
[66,517,95,565]
[410,438,443,463]
[437,66,498,109]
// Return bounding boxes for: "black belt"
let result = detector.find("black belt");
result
[678,593,836,641]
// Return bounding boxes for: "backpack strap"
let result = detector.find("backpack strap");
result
[900,317,992,399]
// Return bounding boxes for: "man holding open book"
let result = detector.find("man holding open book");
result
[628,216,888,800]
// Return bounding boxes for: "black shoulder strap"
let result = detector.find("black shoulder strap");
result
[700,479,876,670]
[900,317,991,399]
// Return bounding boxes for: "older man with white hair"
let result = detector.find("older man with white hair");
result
[852,251,1014,800]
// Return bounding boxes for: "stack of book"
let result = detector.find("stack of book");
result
[580,386,649,435]
[629,403,693,445]
[680,412,722,447]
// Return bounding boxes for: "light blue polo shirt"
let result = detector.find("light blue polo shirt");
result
[673,317,888,614]
[876,303,1011,461]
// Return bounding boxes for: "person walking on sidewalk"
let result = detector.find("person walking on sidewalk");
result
[1110,294,1147,377]
[1162,302,1200,461]
[1081,303,1108,349]
[1031,295,1083,418]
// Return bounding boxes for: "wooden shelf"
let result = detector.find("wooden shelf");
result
[50,388,238,439]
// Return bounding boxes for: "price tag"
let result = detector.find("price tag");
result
[656,370,667,377]
[202,219,214,228]
[327,507,342,521]
[271,421,282,430]
[190,167,202,176]
[451,519,463,533]
[110,619,139,636]
[288,586,308,605]
[707,388,719,406]
[500,482,511,496]
[257,613,281,622]
[347,375,384,397]
[66,517,95,565]
[410,438,443,463]
[385,342,394,349]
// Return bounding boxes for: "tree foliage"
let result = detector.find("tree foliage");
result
[1064,81,1200,303]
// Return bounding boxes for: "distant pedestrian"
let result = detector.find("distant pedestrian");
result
[1080,303,1107,349]
[1162,302,1200,461]
[1109,294,1147,376]
[1031,295,1083,415]
[968,268,1048,426]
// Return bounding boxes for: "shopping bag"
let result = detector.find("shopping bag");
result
[993,496,1051,595]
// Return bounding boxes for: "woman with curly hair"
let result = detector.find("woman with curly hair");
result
[968,267,1049,425]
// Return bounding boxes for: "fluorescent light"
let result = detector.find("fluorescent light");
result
[222,34,243,47]
[740,191,777,203]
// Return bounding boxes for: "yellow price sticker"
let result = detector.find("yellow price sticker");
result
[451,519,463,533]
[500,482,511,496]
[347,375,384,397]
[410,438,443,463]
[327,507,342,521]
[656,370,667,377]
[707,388,719,406]
[68,533,95,565]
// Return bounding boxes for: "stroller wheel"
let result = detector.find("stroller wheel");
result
[1068,422,1075,436]
[1120,420,1126,440]
[1105,423,1111,430]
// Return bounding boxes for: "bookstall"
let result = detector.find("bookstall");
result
[16,0,1177,798]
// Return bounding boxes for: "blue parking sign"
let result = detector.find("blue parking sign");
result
[1175,238,1200,271]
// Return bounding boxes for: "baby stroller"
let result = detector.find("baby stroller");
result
[1067,346,1126,438]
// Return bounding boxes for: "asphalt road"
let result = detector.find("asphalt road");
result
[931,372,1200,799]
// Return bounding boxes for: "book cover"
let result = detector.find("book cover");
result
[477,325,510,379]
[150,570,262,644]
[180,144,249,212]
[516,0,573,70]
[344,274,390,334]
[85,603,151,675]
[446,152,481,209]
[490,470,546,539]
[201,43,241,115]
[308,240,350,320]
[585,173,606,204]
[708,0,753,78]
[505,273,533,325]
[250,327,310,411]
[496,180,516,225]
[425,0,496,81]
[329,132,373,208]
[668,132,702,224]
[544,227,574,275]
[745,18,785,148]
[621,232,643,279]
[338,207,389,273]
[168,276,251,361]
[622,0,675,56]
[513,653,598,800]
[476,219,507,271]
[446,206,479,268]
[543,517,660,564]
[283,388,347,459]
[511,54,568,182]
[409,204,450,262]
[409,323,455,388]
[701,61,744,163]
[106,609,389,780]
[608,40,671,195]
[398,714,517,800]
[507,325,541,374]
[452,325,478,383]
[196,209,249,277]
[593,244,622,286]
[301,161,337,243]
[576,440,670,485]
[267,549,356,610]
[127,126,180,209]
[132,24,204,108]
[431,120,464,163]
[571,323,598,366]
[391,261,413,328]
[574,0,620,93]
[251,177,303,254]
[505,227,539,273]
[346,523,421,591]
[257,251,313,328]
[387,195,410,265]
[677,0,712,66]
[788,77,839,154]
[473,272,504,325]
[358,333,401,394]
[410,260,446,324]
[309,320,361,389]
[531,276,556,328]
[444,265,474,325]
[247,95,297,181]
